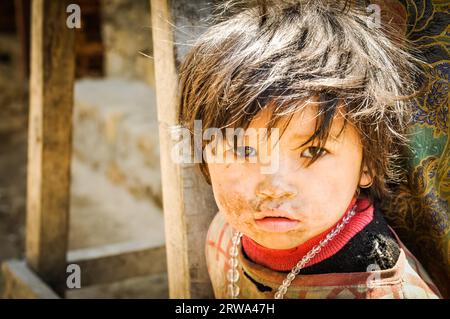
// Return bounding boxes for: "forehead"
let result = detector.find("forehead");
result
[247,98,347,141]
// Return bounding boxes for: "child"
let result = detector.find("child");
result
[178,0,442,298]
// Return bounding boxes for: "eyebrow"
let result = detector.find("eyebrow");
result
[292,120,347,144]
[293,133,340,143]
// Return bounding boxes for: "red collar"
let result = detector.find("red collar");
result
[241,196,374,271]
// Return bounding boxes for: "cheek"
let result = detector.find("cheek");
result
[298,161,355,201]
[216,191,247,219]
[213,187,257,232]
[294,155,361,227]
[310,148,361,193]
[208,163,258,219]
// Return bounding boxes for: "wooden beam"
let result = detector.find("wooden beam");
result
[26,0,75,296]
[150,0,217,298]
[67,241,167,287]
[1,260,60,299]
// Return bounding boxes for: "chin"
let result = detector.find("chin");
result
[254,233,306,250]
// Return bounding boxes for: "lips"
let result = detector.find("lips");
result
[254,216,301,233]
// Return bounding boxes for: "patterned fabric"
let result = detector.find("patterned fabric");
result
[381,0,450,298]
[206,212,442,299]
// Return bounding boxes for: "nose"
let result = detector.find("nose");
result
[255,177,297,200]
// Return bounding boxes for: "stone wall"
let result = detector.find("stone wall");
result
[101,0,155,86]
[73,78,162,207]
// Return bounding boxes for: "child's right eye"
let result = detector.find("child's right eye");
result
[235,146,257,158]
[300,146,327,159]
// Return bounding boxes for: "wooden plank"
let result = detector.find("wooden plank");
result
[1,260,60,299]
[150,0,217,298]
[26,0,75,296]
[67,241,167,287]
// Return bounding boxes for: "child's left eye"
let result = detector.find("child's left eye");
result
[301,146,327,158]
[235,146,257,158]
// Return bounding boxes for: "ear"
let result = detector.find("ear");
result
[359,163,373,188]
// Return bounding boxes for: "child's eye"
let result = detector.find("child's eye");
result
[301,146,327,158]
[235,146,257,158]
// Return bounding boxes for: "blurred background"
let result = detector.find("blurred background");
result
[0,0,167,298]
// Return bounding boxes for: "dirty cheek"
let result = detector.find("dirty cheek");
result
[211,165,257,230]
[216,191,248,218]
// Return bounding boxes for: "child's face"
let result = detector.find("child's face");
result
[207,99,372,249]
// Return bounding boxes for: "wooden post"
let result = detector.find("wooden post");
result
[150,0,217,298]
[26,0,75,296]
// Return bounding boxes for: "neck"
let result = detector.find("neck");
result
[241,196,374,271]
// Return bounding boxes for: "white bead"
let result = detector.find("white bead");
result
[287,273,296,281]
[229,246,238,257]
[231,238,239,246]
[292,268,301,275]
[228,258,238,268]
[227,269,239,282]
[227,284,239,298]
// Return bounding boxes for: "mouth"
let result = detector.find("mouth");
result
[254,216,301,233]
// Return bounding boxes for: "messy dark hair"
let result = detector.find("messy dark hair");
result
[178,0,426,202]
